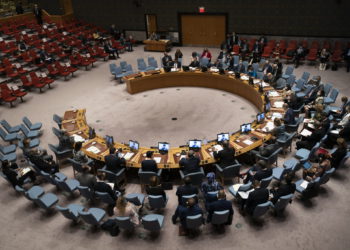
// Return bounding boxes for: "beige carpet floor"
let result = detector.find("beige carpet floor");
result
[0,45,350,250]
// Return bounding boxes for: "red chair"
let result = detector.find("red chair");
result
[76,54,92,70]
[47,64,60,77]
[331,50,343,63]
[9,86,27,102]
[54,62,71,80]
[95,47,109,61]
[63,62,78,75]
[334,41,343,51]
[0,88,17,107]
[232,45,240,55]
[281,48,295,60]
[14,64,27,74]
[22,52,34,64]
[323,41,331,50]
[69,55,80,67]
[29,72,47,92]
[5,66,19,78]
[310,41,319,50]
[88,47,98,58]
[261,46,272,58]
[306,48,318,63]
[20,75,33,89]
[267,40,276,49]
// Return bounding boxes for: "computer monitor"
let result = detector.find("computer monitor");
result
[129,140,139,150]
[217,133,230,142]
[158,142,170,152]
[105,135,114,147]
[240,123,252,133]
[256,113,265,123]
[189,140,202,149]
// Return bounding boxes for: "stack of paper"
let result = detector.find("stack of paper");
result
[238,189,254,199]
[273,101,284,108]
[213,145,223,151]
[241,75,249,81]
[154,157,162,164]
[210,67,219,72]
[300,180,309,189]
[262,121,275,132]
[330,130,340,135]
[86,146,100,154]
[124,152,134,160]
[231,184,241,193]
[268,91,280,97]
[243,139,253,145]
[253,79,261,84]
[300,129,312,137]
[272,112,283,119]
[262,82,270,87]
[72,134,85,143]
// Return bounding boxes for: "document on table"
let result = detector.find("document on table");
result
[107,183,115,189]
[330,130,340,135]
[210,67,219,72]
[72,134,85,143]
[300,129,312,137]
[262,121,275,132]
[238,189,254,199]
[273,101,284,108]
[300,180,309,189]
[262,81,270,87]
[253,79,261,84]
[154,157,162,164]
[307,123,315,129]
[19,167,31,176]
[243,139,253,145]
[213,145,223,151]
[272,112,283,120]
[123,152,134,160]
[231,184,242,193]
[86,146,100,154]
[268,91,280,97]
[241,75,249,81]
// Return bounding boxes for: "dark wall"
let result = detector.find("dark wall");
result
[70,0,348,37]
[29,0,64,15]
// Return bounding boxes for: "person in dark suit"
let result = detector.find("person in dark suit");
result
[330,138,348,169]
[344,47,350,72]
[179,150,200,175]
[172,198,203,229]
[104,40,119,58]
[283,103,296,125]
[105,147,126,173]
[93,173,118,215]
[259,143,280,158]
[332,97,350,119]
[252,40,262,62]
[141,151,158,173]
[207,190,234,225]
[76,165,97,189]
[270,172,296,204]
[57,129,73,151]
[16,2,24,15]
[189,57,200,68]
[176,176,199,205]
[109,24,120,40]
[243,160,271,184]
[1,160,36,188]
[162,52,173,68]
[245,180,269,215]
[145,176,166,200]
[296,122,327,150]
[213,140,236,168]
[262,61,273,74]
[33,4,43,25]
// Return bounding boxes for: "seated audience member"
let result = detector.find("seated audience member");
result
[282,103,296,125]
[174,49,183,68]
[39,46,54,64]
[286,92,303,111]
[176,176,199,205]
[200,48,212,62]
[329,138,348,169]
[145,176,166,200]
[262,60,273,75]
[263,73,274,85]
[303,155,331,182]
[1,160,36,188]
[188,56,200,68]
[270,118,286,142]
[296,121,327,150]
[105,147,126,173]
[243,160,272,184]
[104,40,120,58]
[73,142,89,164]
[245,180,269,215]
[332,96,349,119]
[179,150,200,175]
[206,190,234,225]
[247,65,257,78]
[201,172,223,204]
[27,149,59,174]
[235,59,246,73]
[258,143,280,158]
[94,173,119,215]
[162,52,173,68]
[76,165,96,189]
[141,151,158,173]
[270,172,296,204]
[18,40,28,52]
[172,197,203,229]
[338,106,350,127]
[213,140,236,168]
[57,129,73,151]
[114,196,141,225]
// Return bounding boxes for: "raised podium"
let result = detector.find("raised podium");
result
[143,39,171,52]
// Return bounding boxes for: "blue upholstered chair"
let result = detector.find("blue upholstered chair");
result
[215,160,241,184]
[0,119,21,133]
[22,116,42,130]
[33,192,59,210]
[56,204,84,222]
[142,214,164,232]
[211,210,230,225]
[148,195,168,210]
[252,201,272,219]
[79,208,106,226]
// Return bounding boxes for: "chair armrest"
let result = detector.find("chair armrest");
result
[199,167,204,175]
[179,170,185,179]
[116,168,126,176]
[215,164,223,172]
[157,169,162,177]
[138,168,142,174]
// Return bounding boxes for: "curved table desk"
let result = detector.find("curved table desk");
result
[62,70,287,169]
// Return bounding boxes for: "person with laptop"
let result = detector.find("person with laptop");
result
[213,140,236,168]
[179,150,200,175]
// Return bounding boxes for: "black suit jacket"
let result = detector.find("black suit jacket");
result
[254,168,272,181]
[259,143,279,157]
[93,181,116,200]
[141,159,158,173]
[105,154,125,173]
[176,184,199,204]
[146,185,166,200]
[331,148,347,168]
[179,156,200,174]
[271,183,296,204]
[245,187,269,214]
[207,199,234,224]
[214,147,236,167]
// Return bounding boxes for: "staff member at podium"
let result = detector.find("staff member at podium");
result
[213,141,236,168]
[149,32,158,40]
[141,151,158,173]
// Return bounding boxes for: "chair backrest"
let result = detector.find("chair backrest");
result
[78,185,94,200]
[320,168,335,184]
[95,191,115,205]
[48,144,59,155]
[242,61,249,73]
[239,182,252,192]
[285,65,294,75]
[52,127,61,138]
[115,216,135,230]
[68,158,84,173]
[323,83,333,97]
[142,215,162,231]
[286,74,296,87]
[338,152,350,169]
[260,175,273,188]
[182,194,197,204]
[253,201,271,218]
[223,163,241,177]
[120,61,127,70]
[137,58,144,65]
[147,57,155,65]
[20,124,30,136]
[56,205,76,221]
[138,61,147,71]
[138,170,158,185]
[256,72,264,80]
[309,142,320,161]
[125,64,132,72]
[148,195,166,209]
[200,57,209,67]
[274,194,293,211]
[149,59,158,68]
[0,127,8,139]
[53,114,62,125]
[79,211,99,225]
[109,63,117,74]
[0,120,12,132]
[185,171,205,186]
[276,78,286,89]
[329,88,339,102]
[252,63,259,72]
[212,210,229,225]
[295,79,305,89]
[186,214,203,229]
[301,72,310,82]
[233,55,239,65]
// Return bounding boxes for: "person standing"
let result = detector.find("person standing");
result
[33,4,43,25]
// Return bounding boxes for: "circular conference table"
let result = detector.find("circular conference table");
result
[61,69,287,169]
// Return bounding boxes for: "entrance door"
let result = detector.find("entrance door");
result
[145,14,157,38]
[180,14,226,47]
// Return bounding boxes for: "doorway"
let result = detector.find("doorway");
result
[145,14,157,38]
